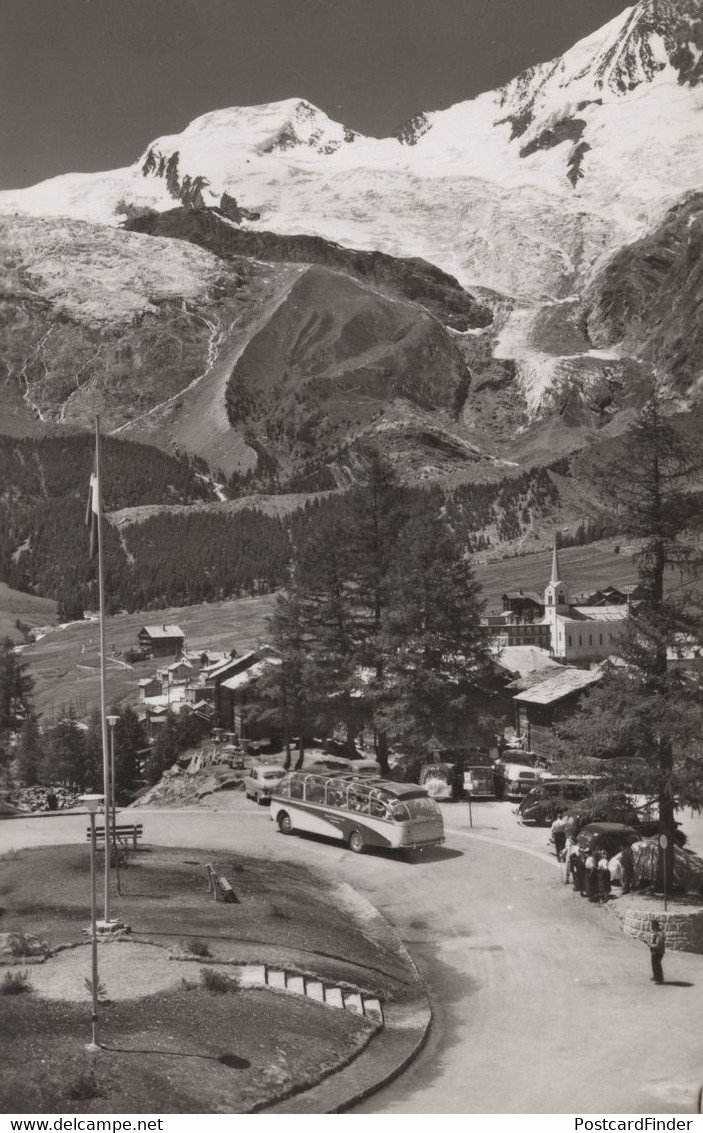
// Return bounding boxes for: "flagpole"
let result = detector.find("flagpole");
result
[95,416,112,925]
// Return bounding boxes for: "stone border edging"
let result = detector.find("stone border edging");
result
[258,880,432,1114]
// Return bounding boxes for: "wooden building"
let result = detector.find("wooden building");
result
[513,666,603,749]
[137,625,185,658]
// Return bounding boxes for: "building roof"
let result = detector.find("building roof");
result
[138,676,162,687]
[202,650,257,679]
[502,591,544,604]
[569,606,629,622]
[513,666,603,706]
[167,659,193,671]
[493,645,560,679]
[221,658,281,691]
[139,624,184,639]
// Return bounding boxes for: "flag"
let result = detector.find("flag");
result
[85,449,100,559]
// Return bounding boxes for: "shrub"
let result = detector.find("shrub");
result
[183,938,210,958]
[1,970,31,995]
[84,977,108,1001]
[9,933,47,957]
[66,1067,103,1101]
[201,968,232,994]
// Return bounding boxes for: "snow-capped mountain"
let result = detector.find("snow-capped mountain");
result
[1,0,700,465]
[2,0,700,304]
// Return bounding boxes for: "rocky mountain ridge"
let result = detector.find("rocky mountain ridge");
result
[0,0,700,487]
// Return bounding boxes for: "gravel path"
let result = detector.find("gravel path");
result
[9,941,185,1001]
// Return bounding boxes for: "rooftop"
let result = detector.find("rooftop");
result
[139,624,184,639]
[513,666,604,706]
[494,645,560,679]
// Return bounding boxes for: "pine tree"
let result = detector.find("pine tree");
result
[110,705,146,798]
[552,391,703,888]
[344,449,409,770]
[257,593,313,769]
[44,704,87,788]
[0,638,34,741]
[16,717,41,785]
[295,518,361,754]
[380,501,490,752]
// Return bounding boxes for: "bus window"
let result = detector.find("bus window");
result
[347,786,369,814]
[388,799,410,822]
[289,777,304,799]
[404,797,439,819]
[326,782,345,808]
[369,796,388,820]
[306,778,326,804]
[277,778,290,798]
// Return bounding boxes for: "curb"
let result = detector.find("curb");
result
[258,882,432,1114]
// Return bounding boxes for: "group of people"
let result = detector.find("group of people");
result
[551,809,638,899]
[551,810,614,902]
[550,811,666,983]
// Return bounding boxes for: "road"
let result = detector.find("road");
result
[2,800,701,1114]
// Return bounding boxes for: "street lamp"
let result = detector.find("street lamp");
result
[106,715,120,860]
[80,793,104,1051]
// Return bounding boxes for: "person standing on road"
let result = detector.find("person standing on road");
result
[597,850,611,902]
[649,919,666,984]
[621,844,635,894]
[570,841,582,891]
[563,833,574,883]
[584,851,598,900]
[551,811,567,861]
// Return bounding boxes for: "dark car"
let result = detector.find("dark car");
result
[576,822,641,859]
[565,793,686,844]
[518,780,594,826]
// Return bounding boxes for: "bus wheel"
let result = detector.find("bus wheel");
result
[278,812,293,835]
[348,829,365,854]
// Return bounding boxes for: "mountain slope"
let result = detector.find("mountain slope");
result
[584,191,703,391]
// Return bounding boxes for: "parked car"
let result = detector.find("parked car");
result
[494,761,542,801]
[576,822,641,859]
[565,794,686,844]
[462,764,495,799]
[518,779,597,826]
[419,762,453,801]
[244,765,286,804]
[309,757,381,777]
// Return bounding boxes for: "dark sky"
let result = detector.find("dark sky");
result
[2,0,631,190]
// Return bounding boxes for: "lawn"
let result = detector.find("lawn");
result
[473,538,698,615]
[0,844,412,1113]
[0,582,57,644]
[23,593,277,718]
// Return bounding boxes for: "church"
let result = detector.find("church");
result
[543,541,629,664]
[489,540,631,667]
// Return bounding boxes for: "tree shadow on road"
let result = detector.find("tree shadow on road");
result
[661,980,694,987]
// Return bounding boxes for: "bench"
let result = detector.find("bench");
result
[85,824,143,850]
[205,863,238,904]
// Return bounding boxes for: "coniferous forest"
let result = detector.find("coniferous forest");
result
[0,429,580,619]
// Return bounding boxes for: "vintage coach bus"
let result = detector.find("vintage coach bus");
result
[269,771,445,855]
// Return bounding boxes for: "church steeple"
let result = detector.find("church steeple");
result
[550,537,561,587]
[545,534,568,609]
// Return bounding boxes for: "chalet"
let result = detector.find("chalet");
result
[501,591,545,619]
[217,654,282,739]
[137,625,185,657]
[138,676,163,700]
[165,659,193,683]
[143,703,170,740]
[513,666,604,749]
